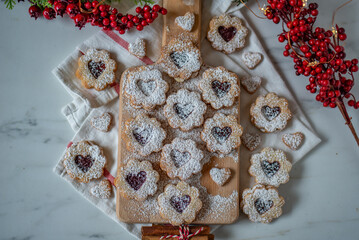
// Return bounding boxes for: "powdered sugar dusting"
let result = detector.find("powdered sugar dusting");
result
[241,76,262,94]
[90,179,112,199]
[209,167,231,186]
[241,132,261,151]
[242,52,262,69]
[175,12,195,32]
[282,132,304,150]
[128,38,146,58]
[91,112,112,132]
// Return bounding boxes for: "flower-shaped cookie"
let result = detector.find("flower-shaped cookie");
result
[199,66,240,109]
[122,114,166,156]
[164,89,207,131]
[158,38,202,82]
[250,92,292,133]
[116,159,159,201]
[76,48,117,91]
[249,147,292,187]
[160,138,203,180]
[201,113,243,154]
[158,181,202,225]
[63,141,106,183]
[207,14,249,54]
[124,65,169,110]
[242,184,285,223]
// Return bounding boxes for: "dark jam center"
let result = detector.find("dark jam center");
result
[212,127,232,143]
[174,103,194,120]
[211,80,231,98]
[170,52,189,69]
[170,150,191,168]
[126,171,147,191]
[170,195,191,213]
[137,79,156,96]
[261,160,280,178]
[88,60,106,79]
[132,127,152,146]
[74,155,94,173]
[254,198,274,215]
[218,26,237,42]
[261,106,281,121]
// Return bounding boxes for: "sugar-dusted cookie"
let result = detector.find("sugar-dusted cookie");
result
[76,48,117,91]
[248,147,292,187]
[241,76,262,94]
[90,179,112,199]
[158,38,202,82]
[63,141,106,183]
[158,181,202,225]
[160,138,203,180]
[242,184,285,223]
[128,38,146,58]
[250,92,292,133]
[282,132,304,150]
[242,52,262,69]
[207,14,249,54]
[175,12,195,32]
[201,113,243,154]
[116,159,159,201]
[122,114,166,156]
[199,66,240,109]
[163,89,207,131]
[124,65,169,110]
[91,112,112,132]
[241,132,261,151]
[210,167,231,186]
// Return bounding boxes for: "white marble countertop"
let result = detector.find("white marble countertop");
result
[1,1,358,239]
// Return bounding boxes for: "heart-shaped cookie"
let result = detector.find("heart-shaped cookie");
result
[282,132,304,150]
[241,132,261,151]
[91,112,112,132]
[242,52,262,69]
[241,76,262,94]
[129,38,146,58]
[90,179,112,199]
[175,12,195,32]
[210,167,231,186]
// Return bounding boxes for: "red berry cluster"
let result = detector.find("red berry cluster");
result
[28,1,167,34]
[264,0,358,109]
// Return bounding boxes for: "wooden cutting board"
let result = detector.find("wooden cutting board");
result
[116,0,240,224]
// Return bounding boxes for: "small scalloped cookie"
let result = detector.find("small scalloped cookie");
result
[124,65,169,110]
[282,132,304,150]
[242,52,262,69]
[175,12,195,32]
[91,112,112,132]
[207,14,249,54]
[76,48,117,91]
[242,184,285,223]
[201,113,243,154]
[116,159,159,201]
[241,76,262,94]
[90,179,112,199]
[163,89,207,131]
[158,181,202,226]
[128,38,146,58]
[210,167,231,186]
[199,66,240,109]
[249,147,292,187]
[158,38,202,82]
[250,92,292,133]
[122,114,166,156]
[160,138,203,180]
[62,141,106,183]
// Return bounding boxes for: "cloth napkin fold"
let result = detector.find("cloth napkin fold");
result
[53,1,321,239]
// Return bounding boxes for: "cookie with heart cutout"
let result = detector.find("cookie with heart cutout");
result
[160,138,204,181]
[201,113,243,154]
[242,51,263,69]
[163,89,207,131]
[158,181,202,226]
[76,48,117,91]
[282,132,304,150]
[248,147,292,187]
[207,14,249,54]
[62,140,106,183]
[116,159,159,201]
[90,179,112,199]
[199,66,240,109]
[128,38,146,58]
[158,37,202,82]
[124,65,169,110]
[175,12,195,32]
[122,114,166,156]
[250,92,292,133]
[91,112,112,132]
[209,167,231,186]
[241,184,285,223]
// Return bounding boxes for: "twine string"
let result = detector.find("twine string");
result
[160,225,204,240]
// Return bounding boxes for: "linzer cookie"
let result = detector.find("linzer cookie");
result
[282,132,304,150]
[175,12,195,32]
[91,112,112,132]
[160,138,203,180]
[163,89,207,131]
[122,114,166,156]
[62,141,106,183]
[199,66,240,109]
[210,167,231,186]
[90,179,112,199]
[76,48,117,91]
[128,38,146,58]
[241,51,262,69]
[201,113,243,154]
[250,92,292,133]
[158,38,202,82]
[116,159,159,201]
[207,14,249,54]
[124,65,169,110]
[158,181,202,225]
[242,184,285,223]
[249,147,292,187]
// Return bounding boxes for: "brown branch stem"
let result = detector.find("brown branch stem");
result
[336,99,359,146]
